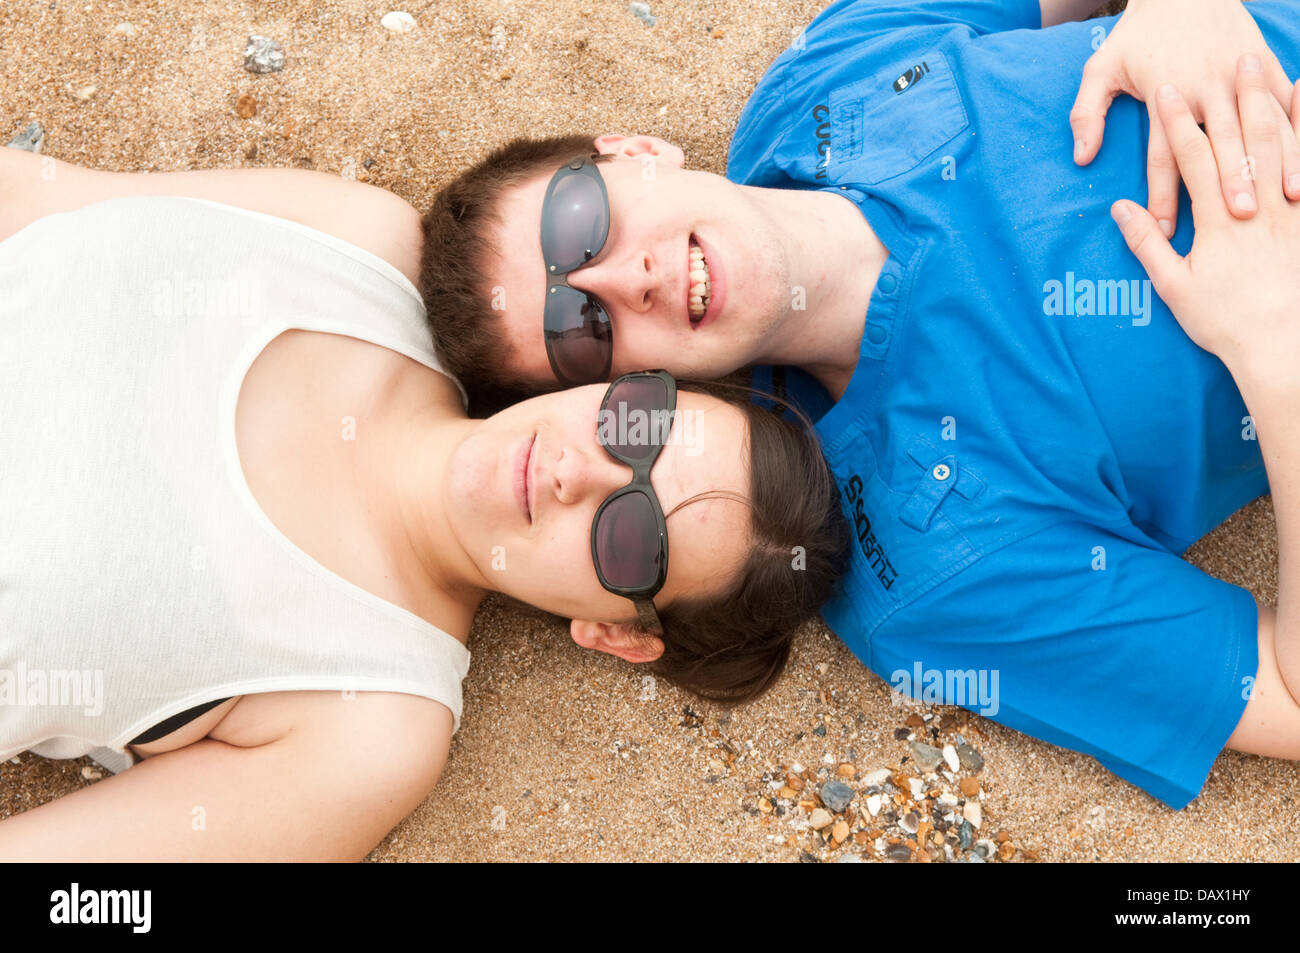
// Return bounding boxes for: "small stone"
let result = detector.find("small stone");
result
[5,121,44,153]
[113,22,137,37]
[893,727,910,740]
[884,842,912,862]
[995,830,1010,843]
[73,84,97,102]
[831,820,850,843]
[80,765,103,780]
[998,841,1017,861]
[866,793,882,817]
[836,762,855,778]
[959,777,981,797]
[963,801,982,829]
[243,141,258,159]
[907,777,924,800]
[942,744,960,772]
[820,779,854,814]
[974,838,995,859]
[777,785,797,799]
[757,796,773,814]
[967,852,985,863]
[899,811,920,835]
[628,1,656,27]
[834,852,863,863]
[244,35,286,73]
[936,792,959,810]
[785,772,805,792]
[862,768,890,787]
[957,819,974,849]
[956,742,984,772]
[905,714,925,728]
[812,724,826,737]
[381,11,416,33]
[909,741,944,773]
[710,26,725,39]
[815,662,829,675]
[809,808,834,830]
[235,94,257,118]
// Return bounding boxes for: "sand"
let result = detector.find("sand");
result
[3,0,1296,862]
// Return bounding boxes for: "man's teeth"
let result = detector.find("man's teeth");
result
[689,239,711,320]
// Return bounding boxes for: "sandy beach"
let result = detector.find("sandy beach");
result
[3,0,1296,861]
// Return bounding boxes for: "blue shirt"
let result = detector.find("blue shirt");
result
[728,0,1300,809]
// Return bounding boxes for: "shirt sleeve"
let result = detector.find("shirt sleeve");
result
[866,519,1260,809]
[802,0,1042,41]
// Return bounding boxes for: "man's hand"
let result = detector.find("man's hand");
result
[1110,56,1300,397]
[1071,0,1300,236]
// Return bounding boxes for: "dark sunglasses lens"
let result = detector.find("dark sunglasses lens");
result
[594,491,663,591]
[601,375,670,461]
[545,286,611,384]
[541,169,609,272]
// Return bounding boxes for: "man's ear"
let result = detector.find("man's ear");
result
[592,134,686,168]
[570,618,665,663]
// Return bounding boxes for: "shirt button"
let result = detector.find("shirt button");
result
[867,325,887,345]
[878,273,898,294]
[932,463,951,481]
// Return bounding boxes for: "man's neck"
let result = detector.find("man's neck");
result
[751,186,887,401]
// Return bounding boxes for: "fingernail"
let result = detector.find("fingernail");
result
[1158,218,1173,237]
[1235,191,1257,211]
[1243,54,1263,73]
[1074,139,1085,161]
[1158,83,1178,101]
[1289,173,1300,194]
[1111,202,1132,225]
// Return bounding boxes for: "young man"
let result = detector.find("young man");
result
[419,0,1300,809]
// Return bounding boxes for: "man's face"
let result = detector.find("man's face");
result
[482,136,792,390]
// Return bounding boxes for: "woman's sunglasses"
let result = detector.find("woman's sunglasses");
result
[542,154,615,386]
[591,370,678,634]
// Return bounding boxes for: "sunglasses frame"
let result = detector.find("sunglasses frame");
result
[542,154,614,387]
[590,370,677,635]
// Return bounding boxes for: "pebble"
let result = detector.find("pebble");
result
[963,801,982,829]
[909,741,944,773]
[628,2,657,27]
[936,792,959,809]
[809,808,834,830]
[956,742,984,772]
[5,121,44,152]
[967,852,985,863]
[893,727,910,741]
[884,843,912,862]
[820,780,854,813]
[112,22,137,38]
[862,768,890,787]
[957,819,974,848]
[381,11,416,33]
[835,852,863,863]
[831,820,850,843]
[243,35,285,73]
[974,838,995,859]
[998,841,1017,861]
[959,777,981,797]
[80,765,103,780]
[899,811,919,835]
[836,762,855,778]
[73,84,97,101]
[235,94,257,119]
[908,777,924,800]
[942,744,960,772]
[865,793,882,817]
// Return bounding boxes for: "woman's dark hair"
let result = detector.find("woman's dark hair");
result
[635,378,850,705]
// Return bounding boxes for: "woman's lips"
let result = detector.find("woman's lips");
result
[514,432,536,524]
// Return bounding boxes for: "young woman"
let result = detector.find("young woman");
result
[0,150,847,860]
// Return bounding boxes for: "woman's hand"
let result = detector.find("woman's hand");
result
[1110,56,1300,395]
[1071,0,1300,236]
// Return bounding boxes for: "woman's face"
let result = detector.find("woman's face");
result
[445,383,753,639]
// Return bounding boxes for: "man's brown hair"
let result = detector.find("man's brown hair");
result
[420,133,609,416]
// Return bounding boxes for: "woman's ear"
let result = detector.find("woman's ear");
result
[569,619,665,663]
[592,134,686,168]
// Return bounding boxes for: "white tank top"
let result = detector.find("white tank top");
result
[0,195,471,775]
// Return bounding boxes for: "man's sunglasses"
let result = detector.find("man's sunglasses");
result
[591,370,678,634]
[542,154,615,386]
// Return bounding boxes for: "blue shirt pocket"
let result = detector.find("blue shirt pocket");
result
[828,49,969,186]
